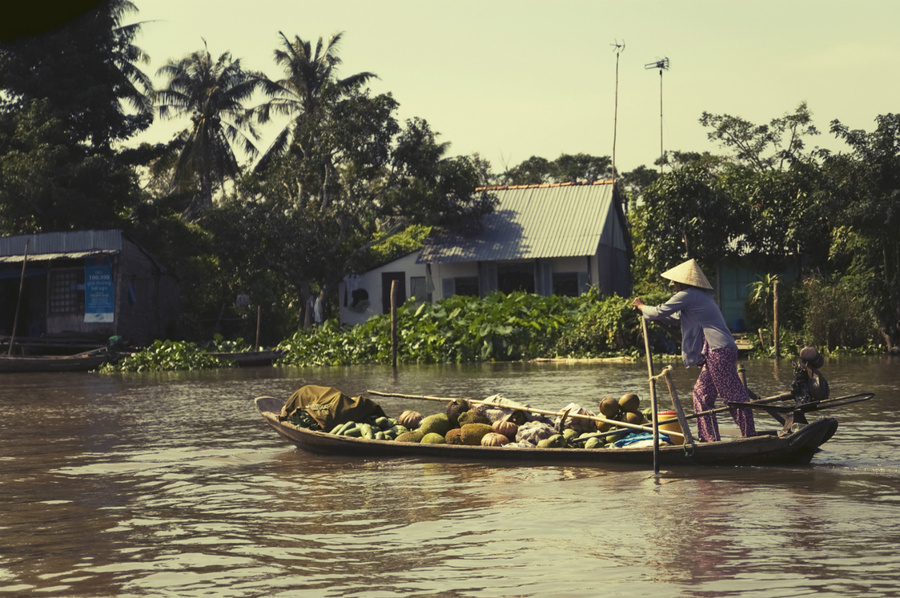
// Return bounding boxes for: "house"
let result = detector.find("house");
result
[0,230,179,352]
[338,181,631,326]
[420,181,631,299]
[337,251,429,327]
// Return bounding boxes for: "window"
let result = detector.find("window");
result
[410,276,432,303]
[497,263,534,294]
[553,272,580,297]
[454,277,479,297]
[49,269,84,314]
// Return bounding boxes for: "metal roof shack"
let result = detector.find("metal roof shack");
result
[419,181,626,263]
[0,230,179,352]
[417,181,631,299]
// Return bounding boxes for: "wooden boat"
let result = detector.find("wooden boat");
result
[208,350,283,367]
[254,393,866,467]
[0,349,114,373]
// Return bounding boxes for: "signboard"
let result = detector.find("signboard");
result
[84,256,115,323]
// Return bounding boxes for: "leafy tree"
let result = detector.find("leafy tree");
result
[0,0,150,232]
[632,161,740,278]
[699,102,821,173]
[502,153,612,186]
[0,0,152,146]
[251,31,376,174]
[155,42,259,215]
[502,155,552,185]
[618,164,659,206]
[0,100,138,232]
[827,113,900,346]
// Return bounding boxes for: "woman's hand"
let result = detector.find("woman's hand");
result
[631,297,645,312]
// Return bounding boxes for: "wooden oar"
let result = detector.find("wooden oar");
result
[366,389,686,439]
[677,391,794,423]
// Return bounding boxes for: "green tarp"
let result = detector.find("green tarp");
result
[280,384,386,430]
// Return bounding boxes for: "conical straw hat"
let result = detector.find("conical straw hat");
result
[660,259,712,290]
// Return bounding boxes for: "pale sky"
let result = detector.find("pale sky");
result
[129,0,900,175]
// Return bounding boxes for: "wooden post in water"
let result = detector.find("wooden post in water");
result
[773,279,780,360]
[8,240,28,356]
[390,280,398,369]
[255,305,261,349]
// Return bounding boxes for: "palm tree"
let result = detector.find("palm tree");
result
[155,42,259,214]
[251,31,376,173]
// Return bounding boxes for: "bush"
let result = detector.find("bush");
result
[798,273,881,352]
[278,291,580,366]
[554,291,642,357]
[100,339,231,372]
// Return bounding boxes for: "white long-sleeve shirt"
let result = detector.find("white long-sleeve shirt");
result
[641,287,736,367]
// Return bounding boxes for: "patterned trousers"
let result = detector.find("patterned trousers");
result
[692,345,756,442]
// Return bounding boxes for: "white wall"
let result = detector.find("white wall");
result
[337,252,428,327]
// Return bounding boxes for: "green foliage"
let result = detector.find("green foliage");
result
[100,340,232,372]
[700,102,820,172]
[633,161,739,272]
[278,291,586,366]
[155,42,259,213]
[200,334,253,352]
[554,291,642,357]
[501,153,612,185]
[0,0,153,146]
[744,326,805,359]
[367,224,431,266]
[796,274,881,352]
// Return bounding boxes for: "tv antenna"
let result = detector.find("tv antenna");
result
[611,40,625,185]
[645,57,670,174]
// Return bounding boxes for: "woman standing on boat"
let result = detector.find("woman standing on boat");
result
[631,259,756,442]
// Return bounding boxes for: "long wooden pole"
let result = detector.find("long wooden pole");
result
[366,389,685,439]
[255,305,261,349]
[390,280,397,369]
[8,240,29,356]
[641,316,660,473]
[773,279,780,360]
[655,366,695,446]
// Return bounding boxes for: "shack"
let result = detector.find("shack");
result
[337,181,632,326]
[0,230,179,353]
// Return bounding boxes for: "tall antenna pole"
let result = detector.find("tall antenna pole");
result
[644,57,670,174]
[611,40,625,184]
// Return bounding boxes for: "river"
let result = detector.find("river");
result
[1,357,899,597]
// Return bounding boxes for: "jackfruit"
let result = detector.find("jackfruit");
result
[395,430,424,443]
[446,398,470,426]
[419,413,452,437]
[537,434,567,448]
[445,428,464,444]
[457,410,490,427]
[459,423,493,445]
[421,433,446,444]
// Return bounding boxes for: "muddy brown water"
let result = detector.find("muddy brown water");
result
[2,357,899,597]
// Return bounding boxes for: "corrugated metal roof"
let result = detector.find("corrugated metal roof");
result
[0,250,119,264]
[0,230,124,258]
[418,182,619,263]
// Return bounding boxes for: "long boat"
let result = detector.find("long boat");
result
[254,392,870,467]
[0,349,114,373]
[208,349,284,367]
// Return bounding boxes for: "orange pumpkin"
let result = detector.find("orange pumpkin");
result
[492,419,518,439]
[481,432,510,447]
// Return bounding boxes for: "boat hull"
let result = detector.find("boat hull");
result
[254,397,838,467]
[0,352,112,373]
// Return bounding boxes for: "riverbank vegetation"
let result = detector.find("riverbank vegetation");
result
[3,1,898,370]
